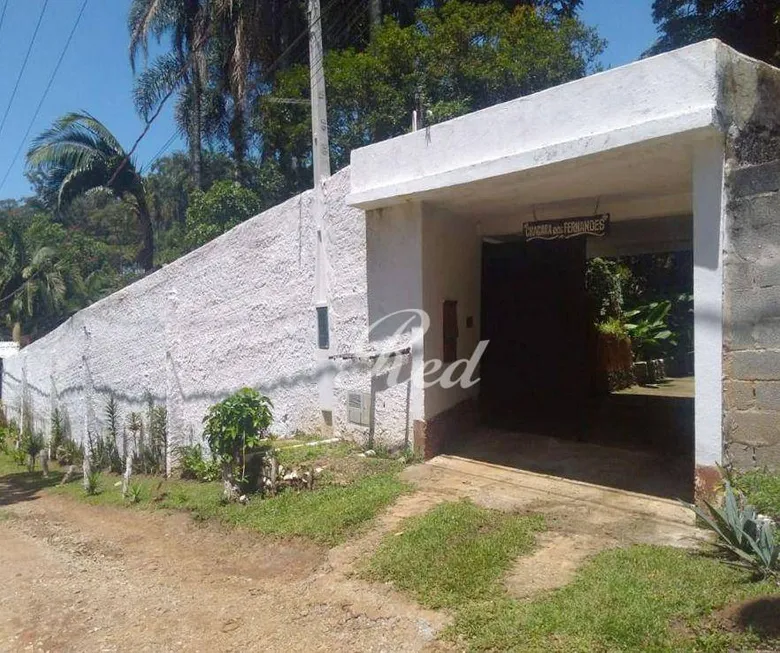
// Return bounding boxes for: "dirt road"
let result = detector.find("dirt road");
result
[0,489,449,653]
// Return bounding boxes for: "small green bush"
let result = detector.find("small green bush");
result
[127,482,144,504]
[203,388,273,498]
[596,317,628,339]
[178,443,220,482]
[85,470,101,496]
[21,431,45,471]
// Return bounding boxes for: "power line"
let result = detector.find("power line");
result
[0,0,89,194]
[0,0,50,140]
[0,0,9,39]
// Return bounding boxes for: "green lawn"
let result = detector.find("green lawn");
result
[1,444,409,546]
[363,500,780,653]
[736,468,780,521]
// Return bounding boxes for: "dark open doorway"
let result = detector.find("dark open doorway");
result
[480,238,589,435]
[458,231,695,502]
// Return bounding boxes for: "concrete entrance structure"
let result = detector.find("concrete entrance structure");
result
[348,40,780,494]
[4,40,780,501]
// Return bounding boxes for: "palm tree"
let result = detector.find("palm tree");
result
[0,223,71,343]
[26,112,155,271]
[129,0,209,189]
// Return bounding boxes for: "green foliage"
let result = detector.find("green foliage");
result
[85,470,101,496]
[264,1,604,175]
[178,443,220,482]
[689,481,779,579]
[127,481,145,504]
[48,441,408,545]
[737,469,780,522]
[203,388,273,479]
[49,407,65,461]
[184,181,261,249]
[26,112,154,271]
[20,431,45,471]
[596,316,628,339]
[646,0,780,66]
[625,300,677,361]
[586,257,629,322]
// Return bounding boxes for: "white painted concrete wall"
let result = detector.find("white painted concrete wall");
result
[422,205,482,419]
[349,41,724,209]
[1,168,410,452]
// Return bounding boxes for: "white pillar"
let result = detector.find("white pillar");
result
[692,134,726,468]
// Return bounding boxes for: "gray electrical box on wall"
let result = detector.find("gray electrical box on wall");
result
[316,306,329,349]
[347,391,371,426]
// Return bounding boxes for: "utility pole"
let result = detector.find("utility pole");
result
[309,0,334,433]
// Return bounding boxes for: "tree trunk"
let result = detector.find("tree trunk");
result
[221,462,240,502]
[190,74,204,191]
[121,452,132,498]
[369,0,382,36]
[135,194,155,271]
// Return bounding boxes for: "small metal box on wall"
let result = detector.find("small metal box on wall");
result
[347,391,372,426]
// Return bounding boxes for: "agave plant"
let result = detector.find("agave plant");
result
[689,481,779,579]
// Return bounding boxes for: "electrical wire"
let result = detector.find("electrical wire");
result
[0,0,9,40]
[0,0,89,194]
[0,0,50,140]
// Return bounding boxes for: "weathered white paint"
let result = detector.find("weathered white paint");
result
[422,205,482,418]
[693,134,726,467]
[1,169,407,451]
[0,342,19,359]
[349,41,724,209]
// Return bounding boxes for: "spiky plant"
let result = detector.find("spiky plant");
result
[689,481,779,579]
[26,112,154,270]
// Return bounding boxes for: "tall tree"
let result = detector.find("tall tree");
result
[26,113,155,271]
[129,0,210,189]
[646,0,780,65]
[261,0,603,188]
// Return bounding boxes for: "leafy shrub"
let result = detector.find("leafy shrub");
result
[586,258,629,321]
[689,481,779,579]
[185,181,261,249]
[85,470,101,496]
[128,400,167,475]
[127,482,144,504]
[178,443,220,482]
[50,407,66,461]
[203,388,273,499]
[21,431,45,471]
[596,317,628,339]
[624,300,676,361]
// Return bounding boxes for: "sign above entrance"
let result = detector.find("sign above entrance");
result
[523,214,610,241]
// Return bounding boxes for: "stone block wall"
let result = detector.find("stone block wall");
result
[722,51,780,469]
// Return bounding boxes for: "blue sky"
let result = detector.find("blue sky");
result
[0,0,659,201]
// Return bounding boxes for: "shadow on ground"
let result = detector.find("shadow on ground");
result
[726,597,780,638]
[0,468,64,507]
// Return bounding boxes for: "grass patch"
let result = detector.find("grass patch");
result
[3,441,409,546]
[364,501,780,652]
[736,469,780,521]
[362,500,544,609]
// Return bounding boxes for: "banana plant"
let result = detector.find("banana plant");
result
[624,300,676,361]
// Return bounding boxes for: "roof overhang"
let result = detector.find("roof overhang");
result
[347,40,730,211]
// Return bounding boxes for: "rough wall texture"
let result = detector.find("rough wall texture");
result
[721,50,780,469]
[1,168,408,459]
